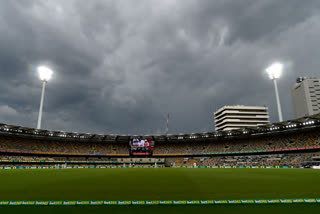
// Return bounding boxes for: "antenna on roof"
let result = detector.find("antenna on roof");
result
[165,113,170,135]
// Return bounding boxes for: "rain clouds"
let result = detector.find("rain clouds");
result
[0,0,320,134]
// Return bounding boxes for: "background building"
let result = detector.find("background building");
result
[214,105,270,131]
[291,77,320,119]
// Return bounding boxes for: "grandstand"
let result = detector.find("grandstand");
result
[171,153,320,168]
[0,114,320,169]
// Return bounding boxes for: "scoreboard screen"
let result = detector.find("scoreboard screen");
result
[129,138,154,156]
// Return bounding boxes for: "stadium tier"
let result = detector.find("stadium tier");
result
[171,153,320,168]
[0,136,129,156]
[1,114,320,168]
[153,131,320,155]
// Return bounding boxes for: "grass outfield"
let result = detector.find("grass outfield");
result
[0,168,319,200]
[1,204,320,214]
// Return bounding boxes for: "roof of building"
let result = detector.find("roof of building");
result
[1,114,320,143]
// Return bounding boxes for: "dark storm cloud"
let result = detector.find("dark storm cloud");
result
[0,0,320,134]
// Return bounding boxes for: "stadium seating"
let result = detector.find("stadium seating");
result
[170,152,320,168]
[153,131,320,155]
[1,131,319,156]
[1,130,320,168]
[0,136,130,155]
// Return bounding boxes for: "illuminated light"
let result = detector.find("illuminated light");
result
[37,66,53,81]
[266,63,283,80]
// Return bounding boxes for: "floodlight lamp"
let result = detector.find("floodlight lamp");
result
[37,66,53,82]
[266,63,283,80]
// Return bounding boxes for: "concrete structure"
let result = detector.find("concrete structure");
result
[291,77,320,119]
[214,105,270,131]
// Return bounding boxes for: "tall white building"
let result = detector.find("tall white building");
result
[214,105,270,131]
[291,77,320,119]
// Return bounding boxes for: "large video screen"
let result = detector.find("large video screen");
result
[129,138,154,156]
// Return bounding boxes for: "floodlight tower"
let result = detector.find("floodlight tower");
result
[266,62,283,122]
[36,66,53,129]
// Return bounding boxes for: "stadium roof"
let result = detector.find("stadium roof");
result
[0,114,320,142]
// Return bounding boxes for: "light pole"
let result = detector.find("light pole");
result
[37,66,53,129]
[266,63,283,122]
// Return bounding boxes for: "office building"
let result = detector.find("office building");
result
[291,77,320,118]
[214,105,270,131]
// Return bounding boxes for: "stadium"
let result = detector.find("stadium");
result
[1,114,320,213]
[2,1,320,214]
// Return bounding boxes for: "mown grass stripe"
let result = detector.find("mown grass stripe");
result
[0,198,319,206]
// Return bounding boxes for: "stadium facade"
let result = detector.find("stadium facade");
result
[0,114,320,169]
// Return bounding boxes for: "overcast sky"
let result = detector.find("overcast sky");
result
[1,0,320,135]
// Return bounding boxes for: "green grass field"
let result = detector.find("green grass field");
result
[1,204,320,214]
[0,168,320,213]
[0,168,320,200]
